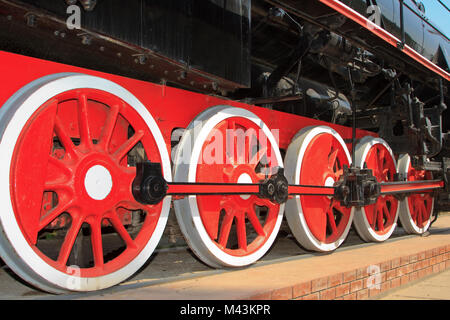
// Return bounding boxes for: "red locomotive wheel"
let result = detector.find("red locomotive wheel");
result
[0,74,171,293]
[397,154,435,234]
[173,106,284,267]
[285,126,354,252]
[353,137,399,242]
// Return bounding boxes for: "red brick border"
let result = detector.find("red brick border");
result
[248,244,450,300]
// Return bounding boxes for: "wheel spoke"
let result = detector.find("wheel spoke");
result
[113,130,144,161]
[332,201,346,215]
[367,205,377,228]
[411,199,419,221]
[379,147,386,165]
[78,93,93,149]
[334,168,344,180]
[382,203,390,220]
[221,125,233,165]
[328,148,339,170]
[417,202,425,227]
[108,212,137,249]
[38,200,73,232]
[218,211,234,248]
[226,119,237,163]
[376,208,385,232]
[247,207,266,236]
[90,218,104,268]
[57,216,84,266]
[254,198,278,210]
[236,213,247,251]
[382,168,390,179]
[44,179,72,193]
[327,208,338,234]
[48,156,72,175]
[249,146,267,167]
[54,116,78,159]
[100,103,120,150]
[227,119,236,131]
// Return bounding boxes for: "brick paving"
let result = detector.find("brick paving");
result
[76,215,450,300]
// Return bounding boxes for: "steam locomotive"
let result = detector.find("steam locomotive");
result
[0,0,448,293]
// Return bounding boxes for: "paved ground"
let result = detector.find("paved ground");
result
[0,213,449,299]
[81,215,449,300]
[378,268,450,300]
[0,221,385,299]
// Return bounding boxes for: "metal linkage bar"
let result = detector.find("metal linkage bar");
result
[167,183,334,196]
[132,162,445,207]
[380,180,444,195]
[333,166,444,208]
[167,183,260,196]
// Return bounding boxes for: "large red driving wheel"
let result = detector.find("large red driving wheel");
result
[173,106,284,267]
[0,74,171,292]
[397,154,435,234]
[285,126,354,252]
[353,137,399,242]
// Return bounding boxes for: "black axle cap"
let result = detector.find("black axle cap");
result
[132,162,168,205]
[259,167,289,204]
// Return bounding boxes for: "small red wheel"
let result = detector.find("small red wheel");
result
[397,154,435,234]
[353,137,399,242]
[285,126,354,252]
[173,106,284,267]
[0,74,171,292]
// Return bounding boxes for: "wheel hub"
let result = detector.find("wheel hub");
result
[237,173,253,200]
[324,177,335,187]
[84,165,113,200]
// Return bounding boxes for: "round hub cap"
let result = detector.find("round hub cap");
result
[237,173,253,199]
[84,165,113,200]
[324,177,335,187]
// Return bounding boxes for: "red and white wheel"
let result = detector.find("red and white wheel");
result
[173,105,284,267]
[397,154,435,234]
[353,137,399,242]
[285,126,354,252]
[0,73,171,293]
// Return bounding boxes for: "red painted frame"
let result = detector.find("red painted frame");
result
[0,50,376,157]
[1,51,442,196]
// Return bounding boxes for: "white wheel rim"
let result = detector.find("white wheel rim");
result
[397,154,434,234]
[0,73,172,292]
[353,137,399,242]
[173,105,284,267]
[285,126,354,252]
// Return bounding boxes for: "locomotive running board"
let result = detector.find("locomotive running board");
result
[132,162,444,207]
[318,0,450,81]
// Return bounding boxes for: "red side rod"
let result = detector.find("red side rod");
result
[380,180,445,195]
[166,180,444,197]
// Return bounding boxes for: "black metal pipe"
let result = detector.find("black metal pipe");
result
[347,67,356,166]
[399,0,406,48]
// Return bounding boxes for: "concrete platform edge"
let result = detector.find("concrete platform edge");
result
[249,241,450,300]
